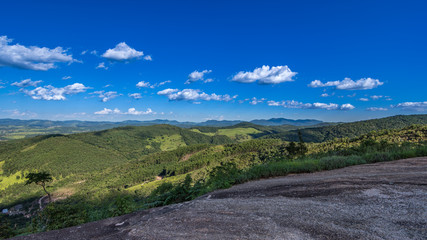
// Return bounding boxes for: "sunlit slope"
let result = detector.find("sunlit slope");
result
[0,125,233,178]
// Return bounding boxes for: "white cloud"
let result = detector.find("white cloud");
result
[321,93,329,97]
[249,97,266,105]
[359,98,369,101]
[138,80,171,89]
[185,70,212,84]
[232,65,297,84]
[94,108,121,115]
[308,78,383,90]
[3,109,37,118]
[143,55,152,61]
[370,95,383,100]
[393,101,427,111]
[267,100,354,110]
[94,107,154,115]
[126,108,153,115]
[91,90,121,102]
[90,50,98,55]
[129,93,142,99]
[136,81,150,88]
[0,36,75,71]
[101,42,143,61]
[96,62,108,70]
[158,80,171,86]
[157,88,178,95]
[81,50,88,55]
[22,83,89,100]
[11,79,42,87]
[367,107,388,111]
[158,88,237,102]
[62,76,72,80]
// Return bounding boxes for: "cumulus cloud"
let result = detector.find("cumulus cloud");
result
[359,98,369,101]
[62,76,72,80]
[22,83,89,100]
[143,55,152,61]
[367,107,388,111]
[321,93,329,97]
[129,93,142,99]
[158,88,237,102]
[393,102,427,111]
[308,78,383,90]
[0,36,76,71]
[96,62,108,70]
[267,100,355,110]
[0,81,4,89]
[101,42,143,61]
[91,90,121,102]
[11,79,42,87]
[136,81,150,88]
[185,70,212,84]
[94,107,154,115]
[232,65,297,84]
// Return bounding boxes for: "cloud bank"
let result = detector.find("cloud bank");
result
[267,100,355,110]
[158,88,237,102]
[308,78,383,90]
[94,107,154,115]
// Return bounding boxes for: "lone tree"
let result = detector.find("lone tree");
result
[25,171,53,202]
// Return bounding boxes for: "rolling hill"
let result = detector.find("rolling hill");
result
[263,114,427,142]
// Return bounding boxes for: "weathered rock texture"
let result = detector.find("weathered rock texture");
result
[14,157,427,240]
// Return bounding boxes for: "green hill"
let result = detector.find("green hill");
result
[264,114,427,142]
[0,119,426,238]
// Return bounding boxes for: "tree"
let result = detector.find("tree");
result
[25,172,53,202]
[297,130,308,156]
[286,142,298,158]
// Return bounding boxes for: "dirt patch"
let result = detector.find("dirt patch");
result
[13,157,427,240]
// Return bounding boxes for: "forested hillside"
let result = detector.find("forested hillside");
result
[264,114,427,142]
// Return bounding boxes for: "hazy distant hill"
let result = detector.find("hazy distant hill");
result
[250,118,324,126]
[0,117,327,140]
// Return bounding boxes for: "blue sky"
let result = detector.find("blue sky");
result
[0,0,426,122]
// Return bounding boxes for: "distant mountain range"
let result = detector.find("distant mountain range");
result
[0,117,326,128]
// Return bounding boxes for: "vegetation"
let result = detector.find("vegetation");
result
[25,172,53,202]
[0,115,426,239]
[263,114,427,142]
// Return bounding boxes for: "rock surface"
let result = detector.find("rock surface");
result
[14,157,427,240]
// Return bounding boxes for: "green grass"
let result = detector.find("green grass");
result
[0,171,27,191]
[152,134,186,151]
